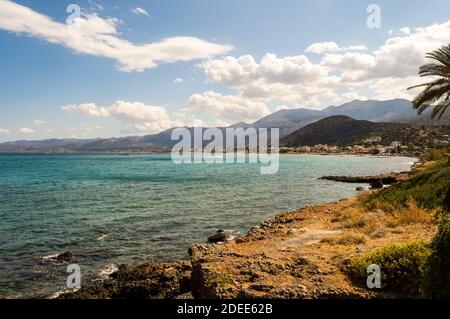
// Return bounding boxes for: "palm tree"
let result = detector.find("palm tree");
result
[409,45,450,118]
[409,44,450,165]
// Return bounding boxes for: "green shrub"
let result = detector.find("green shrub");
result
[419,148,447,162]
[348,242,431,296]
[204,268,234,289]
[421,218,450,298]
[364,160,450,210]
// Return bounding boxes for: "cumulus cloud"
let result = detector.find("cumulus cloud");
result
[62,100,185,133]
[305,41,368,54]
[173,77,184,84]
[200,53,333,105]
[326,21,450,83]
[200,20,450,107]
[305,42,340,54]
[0,128,10,135]
[186,91,270,124]
[19,128,34,134]
[131,7,149,17]
[0,0,233,72]
[320,52,376,71]
[369,77,422,101]
[399,27,411,35]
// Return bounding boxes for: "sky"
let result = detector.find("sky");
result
[0,0,450,141]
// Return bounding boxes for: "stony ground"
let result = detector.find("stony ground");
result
[189,196,436,299]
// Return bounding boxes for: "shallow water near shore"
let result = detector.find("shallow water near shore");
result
[0,153,414,298]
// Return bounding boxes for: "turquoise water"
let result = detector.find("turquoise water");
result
[0,153,414,298]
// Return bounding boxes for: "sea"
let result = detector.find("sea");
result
[0,153,415,298]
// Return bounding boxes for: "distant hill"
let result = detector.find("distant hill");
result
[322,99,416,122]
[251,108,323,137]
[281,116,398,146]
[0,126,256,152]
[247,99,418,138]
[0,138,99,149]
[281,115,450,147]
[1,99,449,152]
[247,99,449,138]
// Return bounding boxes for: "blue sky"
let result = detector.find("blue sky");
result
[1,0,450,141]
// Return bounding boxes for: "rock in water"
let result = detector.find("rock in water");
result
[370,180,384,189]
[56,251,73,262]
[42,251,73,263]
[356,187,364,191]
[207,230,232,243]
[97,233,110,241]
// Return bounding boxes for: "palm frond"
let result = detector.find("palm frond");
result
[431,102,450,119]
[426,45,450,67]
[412,84,450,114]
[409,44,450,119]
[418,63,450,78]
[408,78,449,91]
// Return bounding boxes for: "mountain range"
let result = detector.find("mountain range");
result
[1,99,449,152]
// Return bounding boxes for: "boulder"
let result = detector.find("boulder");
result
[370,180,384,189]
[207,230,232,243]
[42,251,73,263]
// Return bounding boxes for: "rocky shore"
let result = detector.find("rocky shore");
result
[59,161,437,300]
[320,171,412,189]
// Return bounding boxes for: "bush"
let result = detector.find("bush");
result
[419,148,447,162]
[364,160,450,210]
[348,242,430,296]
[421,218,450,298]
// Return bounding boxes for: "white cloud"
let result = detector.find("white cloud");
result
[131,7,149,17]
[275,105,293,111]
[200,20,450,107]
[200,53,332,105]
[305,42,340,54]
[346,45,369,51]
[173,77,184,84]
[324,91,369,106]
[186,91,270,124]
[399,27,411,35]
[369,76,422,101]
[0,128,10,135]
[62,100,185,133]
[0,0,233,72]
[305,41,368,54]
[19,128,35,134]
[33,119,46,126]
[320,52,376,71]
[62,103,109,117]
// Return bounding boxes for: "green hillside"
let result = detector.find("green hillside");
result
[281,115,450,148]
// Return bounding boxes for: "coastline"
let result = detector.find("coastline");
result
[59,163,431,299]
[0,154,416,299]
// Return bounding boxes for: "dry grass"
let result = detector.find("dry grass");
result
[357,191,395,212]
[385,199,434,227]
[332,206,381,235]
[322,232,367,245]
[331,197,435,238]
